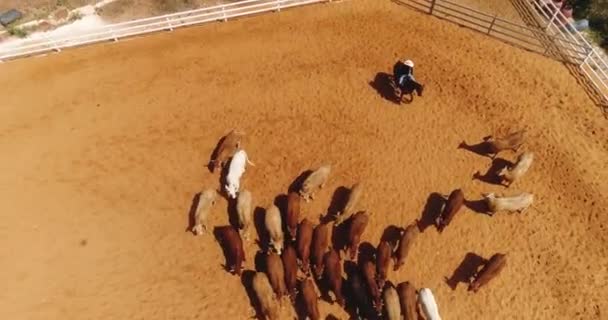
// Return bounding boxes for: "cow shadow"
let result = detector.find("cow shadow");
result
[254,250,267,272]
[294,279,309,320]
[289,170,313,193]
[369,72,400,104]
[464,198,490,215]
[207,134,227,173]
[332,216,352,254]
[458,139,494,158]
[227,197,240,230]
[254,206,269,252]
[213,225,237,274]
[445,252,487,290]
[472,157,512,186]
[381,225,403,249]
[343,260,376,320]
[241,270,265,320]
[326,186,350,218]
[418,192,446,232]
[326,314,340,320]
[217,160,231,199]
[185,192,201,233]
[274,193,290,237]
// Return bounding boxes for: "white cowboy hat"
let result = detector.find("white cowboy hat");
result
[403,60,414,67]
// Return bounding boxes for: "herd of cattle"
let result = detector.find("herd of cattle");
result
[191,128,535,320]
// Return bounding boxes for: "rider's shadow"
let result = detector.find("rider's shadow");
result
[369,72,407,104]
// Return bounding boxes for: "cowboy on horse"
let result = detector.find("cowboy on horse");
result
[393,59,424,102]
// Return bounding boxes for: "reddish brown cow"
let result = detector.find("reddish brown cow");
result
[282,245,298,303]
[312,222,331,279]
[348,211,369,260]
[362,260,383,316]
[376,240,392,289]
[394,222,419,271]
[286,191,300,241]
[469,253,507,293]
[323,249,346,306]
[301,278,320,320]
[216,226,245,276]
[297,218,314,275]
[436,189,465,233]
[266,251,288,299]
[397,281,418,320]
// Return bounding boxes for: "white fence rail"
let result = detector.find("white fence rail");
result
[0,0,331,61]
[523,0,608,105]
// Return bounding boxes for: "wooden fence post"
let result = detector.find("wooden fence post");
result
[166,17,173,31]
[581,49,593,66]
[545,9,559,31]
[429,0,436,14]
[488,15,497,35]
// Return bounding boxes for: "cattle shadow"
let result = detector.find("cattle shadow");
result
[185,192,201,233]
[227,197,240,230]
[418,192,446,232]
[217,160,232,199]
[464,198,490,215]
[294,279,309,320]
[445,252,487,290]
[381,225,403,249]
[241,270,265,320]
[254,250,267,272]
[458,140,494,158]
[274,194,290,237]
[207,134,228,173]
[332,216,352,254]
[357,241,376,266]
[326,314,340,320]
[289,170,313,193]
[472,158,512,186]
[213,225,237,274]
[369,72,400,104]
[344,260,376,320]
[253,206,270,252]
[326,186,350,218]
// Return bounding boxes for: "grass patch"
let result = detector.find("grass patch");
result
[6,25,28,38]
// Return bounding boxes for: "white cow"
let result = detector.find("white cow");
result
[418,288,442,320]
[498,151,534,187]
[192,189,218,235]
[482,192,534,216]
[237,189,253,241]
[299,164,331,202]
[224,149,255,199]
[383,284,401,320]
[265,204,284,255]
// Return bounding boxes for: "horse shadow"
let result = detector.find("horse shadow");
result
[289,170,313,193]
[253,206,270,252]
[381,225,403,249]
[458,139,494,158]
[472,157,512,186]
[445,252,487,290]
[418,192,446,232]
[241,270,265,320]
[369,72,400,104]
[213,225,238,274]
[326,186,350,218]
[185,192,201,233]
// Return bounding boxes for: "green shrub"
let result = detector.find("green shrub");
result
[7,25,28,38]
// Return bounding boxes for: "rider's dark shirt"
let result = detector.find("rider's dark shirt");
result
[393,61,413,80]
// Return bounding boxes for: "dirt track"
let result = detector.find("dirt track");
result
[1,0,607,319]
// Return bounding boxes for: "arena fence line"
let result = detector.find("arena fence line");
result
[0,0,337,62]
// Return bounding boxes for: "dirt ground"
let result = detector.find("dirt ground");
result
[0,0,607,319]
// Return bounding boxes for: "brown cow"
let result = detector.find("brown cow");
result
[216,226,245,275]
[362,260,383,316]
[252,272,280,320]
[297,218,314,275]
[397,281,418,320]
[394,222,419,271]
[312,222,331,279]
[266,251,288,299]
[282,245,298,303]
[469,253,507,293]
[210,129,244,172]
[348,211,369,260]
[323,249,346,306]
[301,278,320,320]
[376,240,392,289]
[436,189,465,233]
[286,191,300,241]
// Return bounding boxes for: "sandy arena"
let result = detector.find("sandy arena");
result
[1,0,607,319]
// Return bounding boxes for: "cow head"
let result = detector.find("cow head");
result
[225,183,238,199]
[192,224,204,236]
[481,192,495,200]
